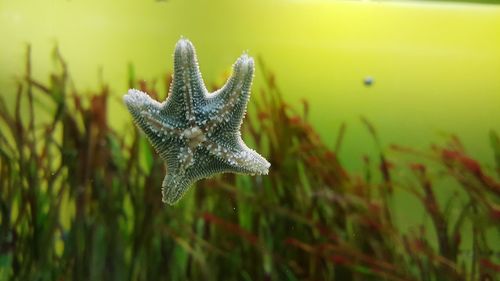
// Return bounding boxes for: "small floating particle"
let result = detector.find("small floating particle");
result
[363,76,374,87]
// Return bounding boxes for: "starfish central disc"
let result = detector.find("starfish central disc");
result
[182,126,206,148]
[123,38,270,205]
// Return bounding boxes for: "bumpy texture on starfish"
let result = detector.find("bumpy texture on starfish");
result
[123,38,270,205]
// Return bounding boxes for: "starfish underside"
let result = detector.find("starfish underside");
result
[123,38,270,205]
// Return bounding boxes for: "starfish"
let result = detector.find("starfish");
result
[123,38,270,205]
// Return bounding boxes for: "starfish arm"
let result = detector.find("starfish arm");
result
[161,148,237,205]
[205,134,270,176]
[162,38,208,125]
[162,172,192,205]
[204,54,254,133]
[123,89,163,134]
[123,89,180,154]
[156,139,198,205]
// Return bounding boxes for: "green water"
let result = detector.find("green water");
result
[1,0,499,172]
[1,2,500,278]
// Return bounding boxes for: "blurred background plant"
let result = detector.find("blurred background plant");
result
[0,47,499,281]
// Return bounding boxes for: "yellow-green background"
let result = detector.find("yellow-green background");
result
[1,0,499,173]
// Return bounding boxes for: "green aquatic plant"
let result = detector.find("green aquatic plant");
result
[0,46,499,281]
[124,38,269,205]
[490,130,500,177]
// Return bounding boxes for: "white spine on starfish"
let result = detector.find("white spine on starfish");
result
[141,112,178,135]
[177,147,195,172]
